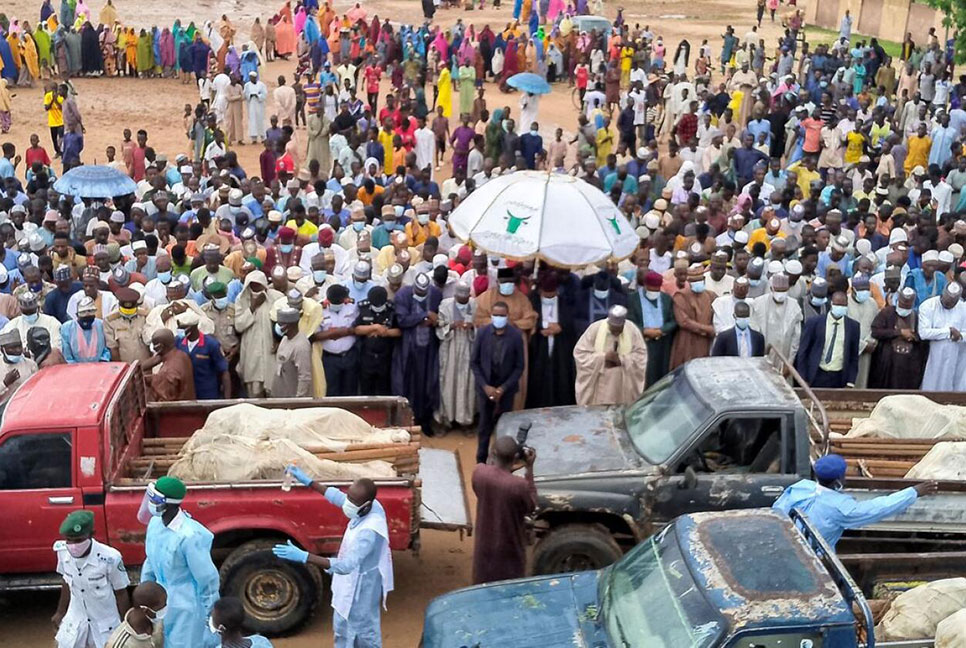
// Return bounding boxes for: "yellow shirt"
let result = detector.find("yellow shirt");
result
[284,219,319,240]
[844,131,865,165]
[904,135,932,174]
[747,228,785,253]
[790,164,820,197]
[44,91,64,128]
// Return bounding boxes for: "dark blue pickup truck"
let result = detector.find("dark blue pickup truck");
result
[421,508,936,648]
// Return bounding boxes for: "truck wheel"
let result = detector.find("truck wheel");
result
[219,539,322,636]
[532,524,623,575]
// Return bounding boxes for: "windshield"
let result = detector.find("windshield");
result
[601,528,724,648]
[624,373,711,465]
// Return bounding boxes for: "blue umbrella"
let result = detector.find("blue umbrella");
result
[53,165,138,199]
[506,72,551,95]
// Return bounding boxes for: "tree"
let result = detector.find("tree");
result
[925,0,966,63]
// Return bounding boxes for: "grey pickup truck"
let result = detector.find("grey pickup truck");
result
[496,355,966,592]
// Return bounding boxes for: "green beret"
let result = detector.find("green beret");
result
[155,476,187,501]
[60,510,94,538]
[246,257,264,269]
[207,281,227,296]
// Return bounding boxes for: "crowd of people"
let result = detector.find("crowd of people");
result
[2,0,966,644]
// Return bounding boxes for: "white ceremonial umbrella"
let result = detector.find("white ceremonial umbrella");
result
[448,171,640,267]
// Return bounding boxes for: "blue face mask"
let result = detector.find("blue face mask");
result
[313,270,328,283]
[157,271,172,284]
[811,296,828,307]
[352,221,365,231]
[280,243,294,254]
[749,278,762,287]
[3,353,22,364]
[491,314,508,329]
[690,281,706,294]
[854,289,870,303]
[831,304,848,319]
[23,312,39,324]
[735,317,749,329]
[213,297,229,310]
[274,323,284,337]
[593,288,609,300]
[176,328,186,338]
[498,282,514,296]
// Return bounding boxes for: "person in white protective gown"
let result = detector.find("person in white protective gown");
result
[274,468,393,648]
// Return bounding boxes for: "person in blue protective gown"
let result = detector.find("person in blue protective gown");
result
[141,476,221,648]
[772,453,938,548]
[274,469,393,648]
[208,597,274,648]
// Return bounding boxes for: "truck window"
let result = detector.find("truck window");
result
[684,418,784,474]
[625,374,712,465]
[0,433,72,490]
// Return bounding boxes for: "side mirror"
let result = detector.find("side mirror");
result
[680,465,698,490]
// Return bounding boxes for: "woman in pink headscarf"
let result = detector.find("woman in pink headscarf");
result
[275,13,296,57]
[294,6,307,34]
[432,29,448,61]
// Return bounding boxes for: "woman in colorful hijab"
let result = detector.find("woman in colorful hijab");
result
[485,107,504,163]
[20,31,40,84]
[172,20,187,71]
[100,22,117,75]
[0,78,12,133]
[159,27,175,75]
[34,22,52,74]
[136,28,154,75]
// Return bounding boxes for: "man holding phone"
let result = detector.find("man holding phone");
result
[471,435,537,585]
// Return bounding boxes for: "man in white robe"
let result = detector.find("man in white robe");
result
[414,118,436,178]
[713,277,748,334]
[846,274,881,388]
[435,282,477,428]
[211,69,232,125]
[920,283,966,391]
[244,71,268,144]
[750,274,802,361]
[573,305,647,406]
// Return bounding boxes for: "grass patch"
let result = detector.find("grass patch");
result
[804,25,903,59]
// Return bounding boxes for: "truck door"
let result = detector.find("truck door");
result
[0,430,81,573]
[646,414,800,525]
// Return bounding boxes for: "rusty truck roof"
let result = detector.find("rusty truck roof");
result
[0,363,131,431]
[677,509,854,631]
[682,357,800,409]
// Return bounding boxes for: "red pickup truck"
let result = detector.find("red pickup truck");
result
[0,362,471,635]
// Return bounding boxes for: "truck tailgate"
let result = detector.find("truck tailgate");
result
[418,447,472,534]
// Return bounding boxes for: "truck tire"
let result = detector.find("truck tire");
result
[532,524,623,575]
[219,539,322,636]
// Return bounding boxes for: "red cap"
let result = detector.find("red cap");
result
[278,227,296,243]
[318,228,334,246]
[644,271,663,289]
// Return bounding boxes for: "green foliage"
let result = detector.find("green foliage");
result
[924,0,966,63]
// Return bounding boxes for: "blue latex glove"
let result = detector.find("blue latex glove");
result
[273,540,309,564]
[286,464,313,486]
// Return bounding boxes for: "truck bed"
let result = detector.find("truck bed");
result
[114,396,422,485]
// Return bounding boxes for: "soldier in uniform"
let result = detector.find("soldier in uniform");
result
[200,282,240,395]
[105,287,152,362]
[354,286,400,395]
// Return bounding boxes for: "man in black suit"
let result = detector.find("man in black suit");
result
[471,301,526,463]
[712,301,765,357]
[795,291,861,388]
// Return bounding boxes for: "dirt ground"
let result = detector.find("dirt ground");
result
[0,0,791,644]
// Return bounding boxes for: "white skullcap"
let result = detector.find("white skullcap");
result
[767,260,783,275]
[644,212,661,229]
[950,243,964,258]
[734,231,750,244]
[923,250,940,263]
[432,253,448,268]
[939,250,955,264]
[855,239,872,256]
[784,259,803,274]
[889,228,908,245]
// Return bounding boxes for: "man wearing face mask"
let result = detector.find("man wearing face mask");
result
[436,281,478,425]
[919,282,966,391]
[870,287,928,389]
[354,286,400,397]
[44,265,83,323]
[527,272,578,407]
[142,329,196,402]
[105,288,152,362]
[52,510,131,648]
[773,453,937,549]
[60,297,110,364]
[669,264,716,369]
[296,252,338,300]
[141,476,221,648]
[175,311,231,400]
[68,269,119,321]
[575,270,627,337]
[750,273,802,362]
[796,291,861,388]
[846,274,881,388]
[470,301,526,462]
[370,204,400,250]
[315,284,359,396]
[272,306,313,398]
[28,326,67,367]
[345,261,379,303]
[574,305,648,406]
[393,272,443,435]
[628,270,677,387]
[3,291,62,351]
[271,288,326,397]
[473,267,537,409]
[712,301,766,357]
[0,329,36,400]
[405,203,441,247]
[802,277,830,322]
[745,257,768,298]
[339,205,372,249]
[104,582,167,648]
[201,282,239,380]
[142,255,175,307]
[274,473,393,648]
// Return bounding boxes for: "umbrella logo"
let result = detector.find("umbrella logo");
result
[504,210,531,234]
[606,215,621,234]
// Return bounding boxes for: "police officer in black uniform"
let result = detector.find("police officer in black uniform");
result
[354,286,400,395]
